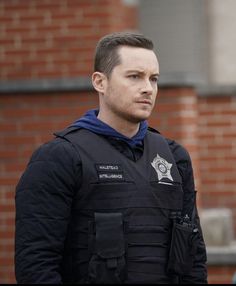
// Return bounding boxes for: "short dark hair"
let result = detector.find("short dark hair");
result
[94,31,154,77]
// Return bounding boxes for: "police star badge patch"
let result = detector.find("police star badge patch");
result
[151,153,173,182]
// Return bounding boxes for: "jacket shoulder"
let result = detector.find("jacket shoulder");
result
[165,138,191,164]
[54,126,81,138]
[29,130,81,166]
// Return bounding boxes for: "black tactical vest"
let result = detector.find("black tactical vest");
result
[58,128,183,284]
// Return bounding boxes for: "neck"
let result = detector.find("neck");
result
[97,111,140,138]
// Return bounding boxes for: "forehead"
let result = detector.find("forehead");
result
[117,46,159,72]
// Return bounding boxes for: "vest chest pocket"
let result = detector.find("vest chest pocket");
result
[88,212,126,284]
[150,182,183,210]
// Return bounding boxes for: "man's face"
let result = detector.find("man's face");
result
[101,46,159,123]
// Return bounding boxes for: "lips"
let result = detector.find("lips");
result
[137,99,152,105]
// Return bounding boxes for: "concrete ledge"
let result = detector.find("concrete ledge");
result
[207,243,236,265]
[0,74,201,94]
[0,77,94,94]
[197,84,236,97]
[158,72,204,87]
[200,208,234,247]
[1,76,236,96]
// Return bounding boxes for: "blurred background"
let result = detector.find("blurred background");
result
[0,0,236,283]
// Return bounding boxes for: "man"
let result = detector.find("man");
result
[15,31,208,284]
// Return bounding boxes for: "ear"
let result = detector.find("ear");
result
[92,72,107,94]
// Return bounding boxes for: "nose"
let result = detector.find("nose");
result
[140,79,154,95]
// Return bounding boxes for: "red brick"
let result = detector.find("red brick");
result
[3,107,35,121]
[0,150,18,159]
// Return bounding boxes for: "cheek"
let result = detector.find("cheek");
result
[106,80,136,107]
[110,84,130,101]
[152,88,158,99]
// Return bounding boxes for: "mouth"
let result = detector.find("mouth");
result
[137,99,152,105]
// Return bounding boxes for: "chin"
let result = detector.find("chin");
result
[132,111,151,122]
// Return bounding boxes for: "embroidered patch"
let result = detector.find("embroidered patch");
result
[96,164,124,181]
[151,153,173,182]
[96,164,122,171]
[98,173,124,181]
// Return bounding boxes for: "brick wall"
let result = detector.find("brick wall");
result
[1,0,236,284]
[198,94,236,236]
[208,265,236,284]
[0,0,137,80]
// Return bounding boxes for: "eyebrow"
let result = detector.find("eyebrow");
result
[125,70,160,76]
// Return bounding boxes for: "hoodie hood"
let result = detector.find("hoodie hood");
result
[71,109,148,147]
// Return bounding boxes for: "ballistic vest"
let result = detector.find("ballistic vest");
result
[56,127,183,284]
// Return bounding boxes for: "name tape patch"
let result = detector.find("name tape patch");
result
[96,164,124,181]
[98,173,124,181]
[96,164,122,171]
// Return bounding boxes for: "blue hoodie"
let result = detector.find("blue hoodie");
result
[71,109,148,147]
